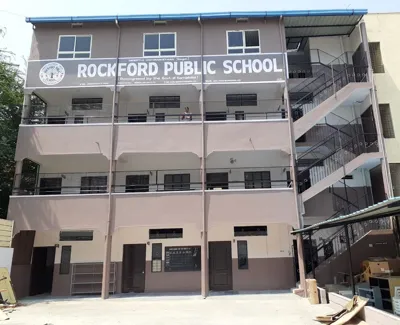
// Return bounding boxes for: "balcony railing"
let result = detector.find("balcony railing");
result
[22,99,287,125]
[13,166,292,196]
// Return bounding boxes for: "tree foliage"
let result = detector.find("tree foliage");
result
[0,54,24,218]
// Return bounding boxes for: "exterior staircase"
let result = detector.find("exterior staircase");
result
[309,222,392,286]
[302,186,392,285]
[292,67,371,140]
[296,117,382,202]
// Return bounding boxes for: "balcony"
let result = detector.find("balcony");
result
[9,165,296,232]
[16,99,289,160]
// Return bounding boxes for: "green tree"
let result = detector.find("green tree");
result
[0,52,24,218]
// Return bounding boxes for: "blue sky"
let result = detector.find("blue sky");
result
[1,0,400,69]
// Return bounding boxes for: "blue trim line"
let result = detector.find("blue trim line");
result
[25,9,367,24]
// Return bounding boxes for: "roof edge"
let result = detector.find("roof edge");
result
[25,9,368,24]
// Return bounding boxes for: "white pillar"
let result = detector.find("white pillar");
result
[13,161,23,195]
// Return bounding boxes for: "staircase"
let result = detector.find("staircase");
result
[296,117,382,201]
[307,217,392,286]
[302,184,391,285]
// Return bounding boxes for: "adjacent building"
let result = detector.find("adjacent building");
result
[7,9,395,298]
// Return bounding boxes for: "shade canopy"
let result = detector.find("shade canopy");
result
[291,197,400,235]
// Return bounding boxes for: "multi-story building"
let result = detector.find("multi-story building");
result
[8,9,395,298]
[365,13,400,197]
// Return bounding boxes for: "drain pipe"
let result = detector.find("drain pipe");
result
[198,16,208,298]
[279,15,307,296]
[101,18,121,300]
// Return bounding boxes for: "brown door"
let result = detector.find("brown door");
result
[209,241,233,291]
[30,246,55,296]
[122,244,146,293]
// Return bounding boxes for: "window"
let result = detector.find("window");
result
[206,173,229,190]
[151,243,162,273]
[226,94,257,107]
[72,98,102,110]
[369,42,384,73]
[58,35,92,59]
[227,30,260,54]
[149,228,183,239]
[235,111,245,120]
[74,115,84,124]
[59,230,93,241]
[126,175,149,193]
[379,104,395,138]
[390,164,400,197]
[155,113,165,122]
[128,114,147,123]
[39,177,62,195]
[80,176,107,194]
[205,112,227,121]
[164,174,190,191]
[234,226,267,236]
[47,117,66,125]
[60,246,71,275]
[244,171,271,189]
[164,246,201,272]
[149,96,180,109]
[144,33,176,56]
[237,241,248,270]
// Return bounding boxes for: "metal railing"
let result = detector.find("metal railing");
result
[13,172,109,195]
[307,215,391,276]
[296,118,379,193]
[22,99,287,125]
[13,166,292,196]
[291,65,369,122]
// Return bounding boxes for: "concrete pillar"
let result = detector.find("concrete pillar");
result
[296,234,307,297]
[13,161,23,195]
[21,93,32,124]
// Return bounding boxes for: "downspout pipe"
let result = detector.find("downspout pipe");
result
[198,16,208,298]
[101,18,121,300]
[278,15,307,295]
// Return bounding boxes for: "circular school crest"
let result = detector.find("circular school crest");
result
[39,62,65,85]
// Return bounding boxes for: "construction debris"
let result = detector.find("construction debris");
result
[315,296,368,325]
[0,268,16,305]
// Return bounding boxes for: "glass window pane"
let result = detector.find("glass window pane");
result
[228,48,243,54]
[74,52,90,58]
[228,31,243,47]
[144,51,159,57]
[160,33,175,49]
[145,34,159,50]
[58,53,74,58]
[160,50,176,56]
[245,48,260,53]
[59,36,75,52]
[245,31,259,47]
[75,36,91,52]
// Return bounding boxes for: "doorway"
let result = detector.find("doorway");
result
[30,246,55,296]
[209,241,233,291]
[206,173,229,190]
[122,244,146,293]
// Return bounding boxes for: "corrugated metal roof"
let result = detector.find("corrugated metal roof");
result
[291,197,400,234]
[25,9,367,24]
[285,15,363,37]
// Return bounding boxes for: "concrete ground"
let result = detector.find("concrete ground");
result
[1,292,335,325]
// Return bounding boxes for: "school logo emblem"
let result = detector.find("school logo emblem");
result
[39,62,65,85]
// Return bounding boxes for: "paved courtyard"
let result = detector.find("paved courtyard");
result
[2,292,334,325]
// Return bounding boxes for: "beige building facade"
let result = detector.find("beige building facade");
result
[7,9,396,298]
